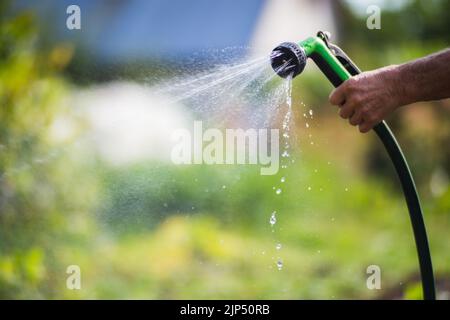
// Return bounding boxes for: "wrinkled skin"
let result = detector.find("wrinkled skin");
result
[329,65,403,133]
[328,48,450,133]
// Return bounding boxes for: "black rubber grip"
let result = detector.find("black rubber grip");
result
[310,52,343,87]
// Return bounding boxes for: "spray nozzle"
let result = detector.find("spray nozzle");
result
[270,32,352,86]
[270,42,307,79]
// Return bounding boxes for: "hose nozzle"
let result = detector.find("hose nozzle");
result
[270,42,307,79]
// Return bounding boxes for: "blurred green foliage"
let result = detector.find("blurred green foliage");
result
[0,1,449,300]
[0,8,98,298]
[34,148,449,299]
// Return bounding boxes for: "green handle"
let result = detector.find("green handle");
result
[299,37,351,86]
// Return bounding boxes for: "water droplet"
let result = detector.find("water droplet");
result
[309,109,314,116]
[281,151,289,158]
[307,186,311,191]
[283,132,290,138]
[280,177,285,183]
[276,243,282,250]
[277,259,283,270]
[305,122,309,128]
[345,187,349,192]
[317,250,321,254]
[270,211,277,225]
[276,188,282,195]
[222,185,227,189]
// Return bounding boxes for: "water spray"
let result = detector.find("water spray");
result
[271,31,435,300]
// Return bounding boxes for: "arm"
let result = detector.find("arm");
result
[329,49,450,133]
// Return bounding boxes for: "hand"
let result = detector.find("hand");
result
[329,65,403,133]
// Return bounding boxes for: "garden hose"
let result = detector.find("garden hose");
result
[270,31,435,300]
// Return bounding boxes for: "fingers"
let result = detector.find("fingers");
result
[330,81,356,120]
[349,109,363,126]
[358,121,372,133]
[339,102,355,119]
[328,77,379,133]
[336,96,370,132]
[329,85,346,106]
[340,102,376,133]
[358,111,380,133]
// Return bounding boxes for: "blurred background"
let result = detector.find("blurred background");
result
[0,0,449,299]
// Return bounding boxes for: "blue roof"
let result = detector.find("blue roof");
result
[18,0,266,60]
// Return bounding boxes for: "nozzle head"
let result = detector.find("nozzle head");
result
[270,42,307,79]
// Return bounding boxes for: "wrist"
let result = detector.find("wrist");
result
[387,64,416,107]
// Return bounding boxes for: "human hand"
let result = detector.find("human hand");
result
[329,65,403,133]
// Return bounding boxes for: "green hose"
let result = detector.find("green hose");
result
[311,36,435,300]
[373,121,435,300]
[271,33,436,299]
